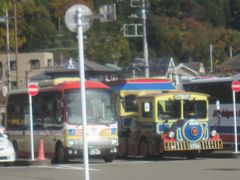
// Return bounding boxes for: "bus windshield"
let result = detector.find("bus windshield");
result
[158,100,181,119]
[183,100,207,119]
[158,100,207,119]
[65,89,116,125]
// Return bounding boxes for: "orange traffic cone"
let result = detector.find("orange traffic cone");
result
[37,139,46,160]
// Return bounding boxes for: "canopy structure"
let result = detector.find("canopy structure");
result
[106,78,176,91]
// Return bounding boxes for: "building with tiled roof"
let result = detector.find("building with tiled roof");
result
[120,57,177,79]
[214,54,240,75]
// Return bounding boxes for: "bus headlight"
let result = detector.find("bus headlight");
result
[68,140,75,146]
[168,131,175,138]
[211,130,217,137]
[111,139,118,146]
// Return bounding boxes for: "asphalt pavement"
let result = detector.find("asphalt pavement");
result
[12,148,240,166]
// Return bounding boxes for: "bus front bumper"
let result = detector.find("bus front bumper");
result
[163,140,223,152]
[64,146,118,158]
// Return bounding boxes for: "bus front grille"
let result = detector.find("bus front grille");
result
[164,140,223,151]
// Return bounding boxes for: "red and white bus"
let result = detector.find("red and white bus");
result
[4,78,118,163]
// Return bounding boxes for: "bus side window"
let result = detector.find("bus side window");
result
[7,94,27,130]
[124,95,137,112]
[33,95,44,129]
[158,102,163,119]
[41,93,63,129]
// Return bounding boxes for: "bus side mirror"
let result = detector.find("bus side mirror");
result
[216,100,220,111]
[215,100,221,122]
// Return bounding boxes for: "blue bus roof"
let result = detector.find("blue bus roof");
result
[106,78,176,91]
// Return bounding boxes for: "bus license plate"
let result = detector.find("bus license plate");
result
[189,143,200,149]
[89,148,101,155]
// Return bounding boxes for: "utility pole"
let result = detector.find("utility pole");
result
[6,9,11,91]
[230,45,233,58]
[13,0,18,89]
[142,0,149,77]
[0,9,11,91]
[210,43,213,72]
[123,0,149,77]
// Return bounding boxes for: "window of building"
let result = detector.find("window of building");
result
[10,61,16,70]
[47,59,53,67]
[11,81,17,90]
[30,59,40,69]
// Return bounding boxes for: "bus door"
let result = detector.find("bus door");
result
[32,92,64,156]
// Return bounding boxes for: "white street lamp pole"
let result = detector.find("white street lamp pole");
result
[76,8,89,180]
[65,4,115,180]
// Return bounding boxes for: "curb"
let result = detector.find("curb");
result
[14,159,52,166]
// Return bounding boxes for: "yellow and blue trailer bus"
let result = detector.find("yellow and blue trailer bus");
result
[107,78,223,158]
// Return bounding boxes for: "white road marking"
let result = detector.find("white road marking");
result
[30,165,99,171]
[0,160,156,170]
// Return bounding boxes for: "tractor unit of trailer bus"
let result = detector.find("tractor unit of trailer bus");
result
[107,78,223,159]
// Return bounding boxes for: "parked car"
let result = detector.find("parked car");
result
[0,130,16,165]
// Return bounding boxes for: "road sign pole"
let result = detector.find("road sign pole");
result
[27,83,39,160]
[29,94,35,160]
[232,90,238,153]
[77,8,89,180]
[231,80,240,153]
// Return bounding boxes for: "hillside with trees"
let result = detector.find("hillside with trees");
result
[1,0,240,71]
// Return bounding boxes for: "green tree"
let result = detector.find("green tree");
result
[17,0,58,51]
[0,0,13,52]
[196,0,231,27]
[85,21,131,66]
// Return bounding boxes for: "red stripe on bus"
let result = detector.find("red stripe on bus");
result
[221,134,240,142]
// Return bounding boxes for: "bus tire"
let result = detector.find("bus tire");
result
[103,153,116,163]
[130,144,137,157]
[139,140,149,158]
[55,143,68,163]
[117,139,128,158]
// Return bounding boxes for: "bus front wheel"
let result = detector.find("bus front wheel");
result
[139,140,149,158]
[103,153,116,163]
[55,143,68,163]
